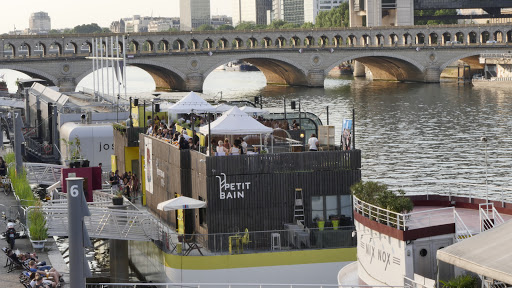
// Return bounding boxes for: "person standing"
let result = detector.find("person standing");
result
[308,134,319,151]
[0,156,6,176]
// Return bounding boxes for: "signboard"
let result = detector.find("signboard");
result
[216,173,251,200]
[145,138,153,194]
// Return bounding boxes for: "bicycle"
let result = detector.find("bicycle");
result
[0,176,11,196]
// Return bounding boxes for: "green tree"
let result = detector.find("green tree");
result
[415,9,458,25]
[72,23,103,34]
[196,24,215,31]
[301,22,315,29]
[315,2,349,28]
[217,24,235,31]
[167,27,179,32]
[235,22,257,30]
[48,29,62,34]
[267,20,287,29]
[351,181,413,214]
[281,23,300,29]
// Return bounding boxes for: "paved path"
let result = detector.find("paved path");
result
[0,145,69,286]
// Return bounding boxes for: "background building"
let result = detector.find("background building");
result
[148,18,181,32]
[458,8,512,24]
[125,15,152,33]
[29,11,51,34]
[233,0,272,26]
[180,0,211,31]
[110,19,126,33]
[272,0,345,25]
[211,15,233,28]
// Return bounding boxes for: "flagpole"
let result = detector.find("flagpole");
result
[111,36,115,98]
[105,37,110,96]
[91,38,95,98]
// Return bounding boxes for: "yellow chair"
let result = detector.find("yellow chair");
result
[240,228,251,253]
[229,234,242,254]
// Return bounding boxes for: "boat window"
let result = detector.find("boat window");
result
[326,196,337,219]
[312,196,324,221]
[340,195,353,219]
[419,249,428,257]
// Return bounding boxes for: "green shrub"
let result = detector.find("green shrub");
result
[351,181,414,214]
[6,152,36,206]
[440,274,478,288]
[28,202,48,240]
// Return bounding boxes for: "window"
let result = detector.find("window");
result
[340,195,353,219]
[311,196,323,221]
[326,195,337,219]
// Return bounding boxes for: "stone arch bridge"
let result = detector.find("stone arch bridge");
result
[1,23,511,92]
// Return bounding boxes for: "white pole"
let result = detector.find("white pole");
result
[105,37,110,96]
[123,36,127,100]
[101,39,105,98]
[116,36,121,99]
[111,36,115,98]
[95,38,100,101]
[91,38,95,95]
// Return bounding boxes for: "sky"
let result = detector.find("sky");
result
[1,0,232,34]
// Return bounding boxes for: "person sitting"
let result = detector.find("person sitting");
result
[216,140,228,155]
[30,273,57,288]
[182,128,191,141]
[178,136,190,150]
[230,140,241,155]
[28,260,62,284]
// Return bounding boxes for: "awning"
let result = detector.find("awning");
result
[157,196,207,211]
[437,220,512,284]
[167,91,216,114]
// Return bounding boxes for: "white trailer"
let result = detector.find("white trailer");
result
[60,123,114,171]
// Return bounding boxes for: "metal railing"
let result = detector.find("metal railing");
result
[479,203,505,232]
[454,209,473,242]
[404,277,434,288]
[353,196,406,230]
[85,284,407,288]
[23,162,65,185]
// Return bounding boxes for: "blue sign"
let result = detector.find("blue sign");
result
[343,119,352,130]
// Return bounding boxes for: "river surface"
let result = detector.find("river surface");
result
[3,67,512,195]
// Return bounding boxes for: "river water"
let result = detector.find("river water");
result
[3,67,512,195]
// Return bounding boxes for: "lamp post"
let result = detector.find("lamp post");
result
[481,136,489,207]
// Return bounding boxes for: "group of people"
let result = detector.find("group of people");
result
[212,137,248,156]
[109,170,140,203]
[146,116,202,151]
[6,248,63,287]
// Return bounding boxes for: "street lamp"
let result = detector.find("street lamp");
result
[481,136,488,206]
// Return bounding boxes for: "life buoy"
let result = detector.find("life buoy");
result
[44,144,52,154]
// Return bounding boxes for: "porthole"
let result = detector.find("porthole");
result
[419,249,428,257]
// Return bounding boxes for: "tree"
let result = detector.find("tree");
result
[48,29,62,34]
[301,22,315,29]
[315,2,349,28]
[72,23,103,34]
[235,22,257,30]
[415,9,458,25]
[281,23,300,29]
[217,24,234,31]
[267,20,287,30]
[351,181,413,214]
[196,24,215,31]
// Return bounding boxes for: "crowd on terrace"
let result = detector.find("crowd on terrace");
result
[5,248,63,287]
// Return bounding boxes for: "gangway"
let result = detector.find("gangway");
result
[36,190,161,242]
[23,162,66,186]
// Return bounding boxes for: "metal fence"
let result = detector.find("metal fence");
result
[85,283,407,288]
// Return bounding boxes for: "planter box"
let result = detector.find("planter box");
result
[112,197,124,205]
[30,239,47,249]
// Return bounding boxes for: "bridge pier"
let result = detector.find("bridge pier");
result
[307,69,325,87]
[424,66,441,83]
[353,61,366,77]
[57,77,77,92]
[185,73,205,92]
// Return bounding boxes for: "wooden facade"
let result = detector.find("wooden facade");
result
[138,135,361,239]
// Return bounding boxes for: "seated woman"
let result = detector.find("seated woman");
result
[230,139,241,155]
[216,140,228,155]
[28,260,62,284]
[29,273,57,288]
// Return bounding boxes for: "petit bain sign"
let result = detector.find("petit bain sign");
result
[216,173,251,200]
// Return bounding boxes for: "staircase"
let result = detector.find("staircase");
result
[294,188,305,225]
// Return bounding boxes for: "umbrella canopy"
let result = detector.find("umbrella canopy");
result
[199,106,273,135]
[167,91,216,114]
[240,106,269,116]
[214,103,234,113]
[157,196,207,211]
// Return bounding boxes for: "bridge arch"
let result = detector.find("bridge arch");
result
[480,31,490,43]
[142,40,154,53]
[467,32,477,44]
[247,37,258,48]
[50,42,63,55]
[348,35,357,46]
[189,39,200,50]
[65,41,78,54]
[442,32,451,44]
[375,34,384,46]
[304,36,315,47]
[0,64,58,85]
[455,32,464,43]
[173,39,185,51]
[507,30,512,43]
[389,34,398,45]
[416,33,425,44]
[5,43,16,57]
[275,36,287,48]
[333,35,343,47]
[232,37,243,49]
[158,40,169,52]
[291,36,301,47]
[218,38,229,49]
[22,43,32,57]
[37,42,47,56]
[202,38,214,50]
[403,33,412,45]
[439,51,484,71]
[204,55,309,89]
[128,40,139,53]
[429,33,438,44]
[319,35,329,46]
[494,30,504,42]
[76,59,188,91]
[326,52,426,82]
[262,37,272,48]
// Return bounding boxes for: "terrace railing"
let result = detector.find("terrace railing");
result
[479,203,505,232]
[85,283,407,288]
[454,209,473,242]
[353,195,407,230]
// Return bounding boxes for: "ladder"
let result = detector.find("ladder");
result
[294,188,305,224]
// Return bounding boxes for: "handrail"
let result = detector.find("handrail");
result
[353,195,406,230]
[454,209,473,242]
[85,283,406,288]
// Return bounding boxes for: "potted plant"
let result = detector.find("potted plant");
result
[28,202,48,249]
[112,190,124,205]
[61,135,85,168]
[331,216,340,230]
[316,217,325,231]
